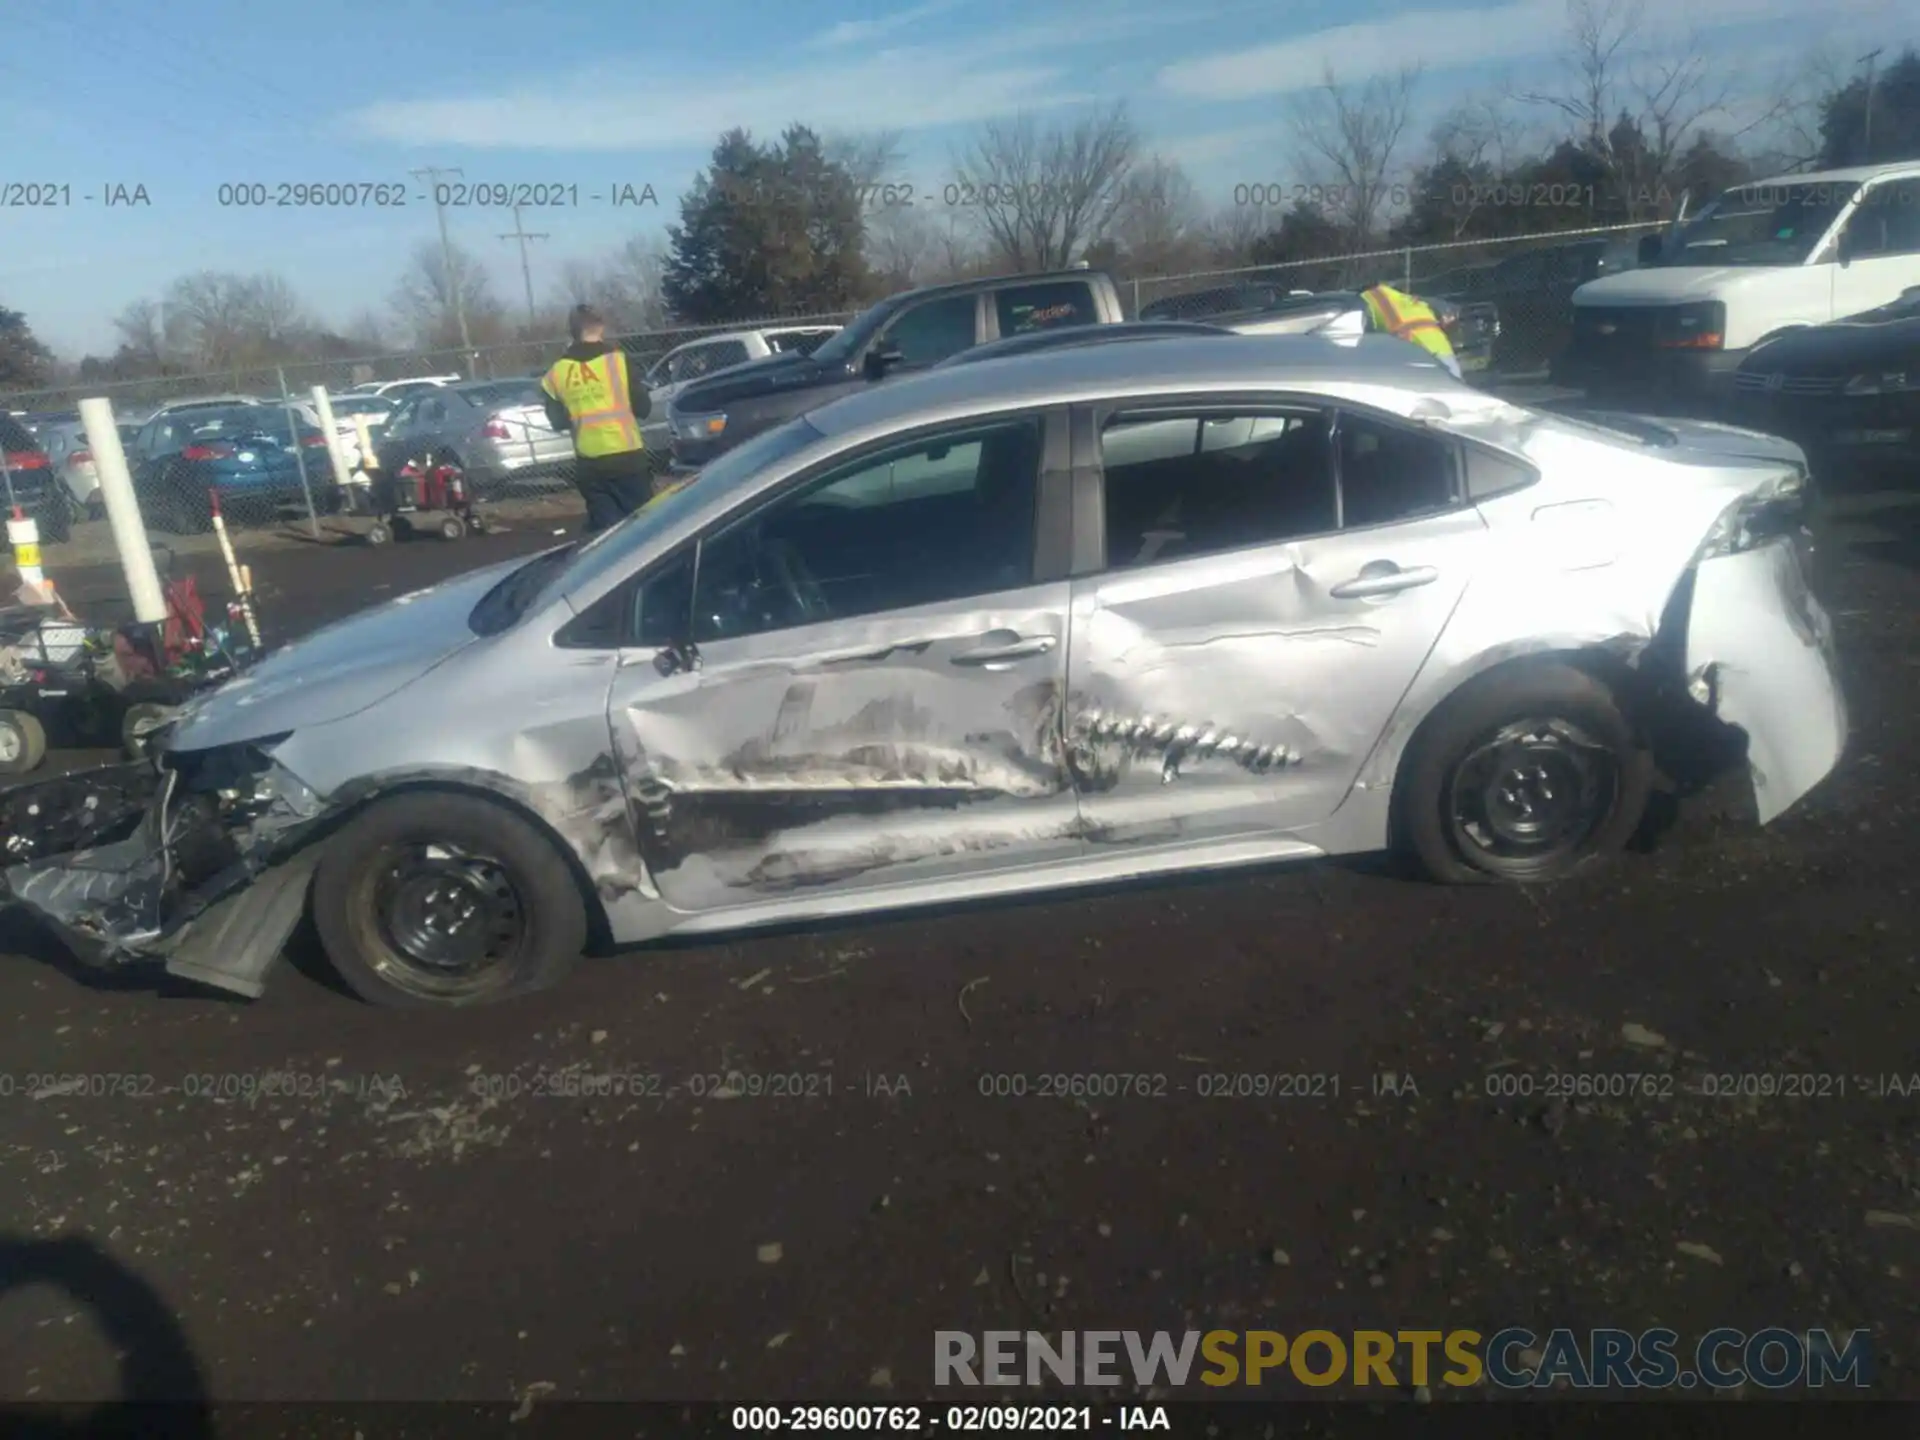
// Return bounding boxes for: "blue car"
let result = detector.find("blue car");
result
[127,403,338,532]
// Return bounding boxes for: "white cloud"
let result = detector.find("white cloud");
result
[1154,0,1840,100]
[333,3,1247,152]
[804,0,964,49]
[1154,124,1286,171]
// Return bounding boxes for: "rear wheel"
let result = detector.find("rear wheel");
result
[1396,662,1652,884]
[439,515,466,540]
[120,700,175,759]
[0,710,48,775]
[312,791,587,1008]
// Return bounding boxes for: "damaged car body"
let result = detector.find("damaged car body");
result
[0,335,1848,1007]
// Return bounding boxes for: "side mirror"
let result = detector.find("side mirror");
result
[865,344,904,379]
[1637,234,1663,265]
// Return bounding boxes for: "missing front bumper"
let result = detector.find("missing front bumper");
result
[1,748,330,998]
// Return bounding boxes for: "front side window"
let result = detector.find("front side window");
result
[691,417,1043,642]
[878,295,978,366]
[1099,409,1336,568]
[1664,182,1857,266]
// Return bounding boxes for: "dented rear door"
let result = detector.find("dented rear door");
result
[1065,401,1488,846]
[607,409,1083,913]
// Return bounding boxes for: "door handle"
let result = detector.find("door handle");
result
[951,634,1057,666]
[1329,564,1439,599]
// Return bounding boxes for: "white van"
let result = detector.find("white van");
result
[1553,162,1920,413]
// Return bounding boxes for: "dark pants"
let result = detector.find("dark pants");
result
[574,452,653,534]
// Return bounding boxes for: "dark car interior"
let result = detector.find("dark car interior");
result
[1101,412,1338,567]
[688,421,1044,642]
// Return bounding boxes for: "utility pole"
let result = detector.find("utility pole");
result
[412,165,474,372]
[498,203,549,332]
[1859,48,1883,159]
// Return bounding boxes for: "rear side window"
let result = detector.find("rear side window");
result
[881,295,979,365]
[1098,408,1337,568]
[708,340,751,369]
[997,281,1096,335]
[1463,445,1537,500]
[1336,414,1459,527]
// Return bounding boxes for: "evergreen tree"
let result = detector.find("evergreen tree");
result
[0,305,54,391]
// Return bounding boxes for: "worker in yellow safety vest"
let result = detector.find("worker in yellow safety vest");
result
[541,304,654,533]
[1360,284,1461,379]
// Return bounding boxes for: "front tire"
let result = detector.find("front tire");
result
[312,791,587,1008]
[1396,662,1652,884]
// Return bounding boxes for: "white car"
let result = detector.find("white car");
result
[339,375,462,400]
[1558,161,1920,412]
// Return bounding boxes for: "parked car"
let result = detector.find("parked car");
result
[1214,289,1498,373]
[0,335,1845,1009]
[1556,162,1920,413]
[22,418,103,519]
[639,325,843,451]
[0,413,69,542]
[666,270,1127,471]
[1138,282,1316,321]
[1445,238,1637,374]
[374,379,571,496]
[339,375,462,399]
[1731,285,1920,477]
[936,320,1232,368]
[125,403,337,532]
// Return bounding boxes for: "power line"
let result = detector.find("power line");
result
[498,203,550,331]
[411,166,474,370]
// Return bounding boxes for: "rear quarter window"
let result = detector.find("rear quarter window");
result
[996,281,1097,335]
[1463,443,1539,500]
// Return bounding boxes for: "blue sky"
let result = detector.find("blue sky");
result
[1,0,1898,358]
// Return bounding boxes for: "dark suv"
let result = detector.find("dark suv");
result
[665,270,1127,470]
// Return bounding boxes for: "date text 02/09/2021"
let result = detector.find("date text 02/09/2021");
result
[729,1404,1170,1431]
[210,182,661,209]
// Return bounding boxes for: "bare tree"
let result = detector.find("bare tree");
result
[1517,0,1770,218]
[1197,202,1273,267]
[824,129,906,190]
[1745,46,1847,174]
[111,299,168,365]
[1427,90,1531,237]
[557,236,670,333]
[952,104,1140,270]
[161,271,314,370]
[1105,156,1208,275]
[1286,64,1422,245]
[392,239,504,349]
[341,310,388,352]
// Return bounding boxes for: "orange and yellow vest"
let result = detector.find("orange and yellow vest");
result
[1361,285,1454,363]
[541,347,645,459]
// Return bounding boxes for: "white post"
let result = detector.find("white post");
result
[78,397,168,627]
[310,385,355,491]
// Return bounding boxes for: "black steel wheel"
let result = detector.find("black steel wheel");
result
[313,791,587,1008]
[1397,661,1652,884]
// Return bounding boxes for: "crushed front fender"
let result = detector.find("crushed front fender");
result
[1685,534,1848,824]
[0,741,332,997]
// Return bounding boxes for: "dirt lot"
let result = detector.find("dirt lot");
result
[3,470,1919,1409]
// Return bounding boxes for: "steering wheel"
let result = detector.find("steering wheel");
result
[756,539,831,623]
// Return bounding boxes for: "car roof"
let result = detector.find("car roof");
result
[937,320,1229,366]
[808,334,1457,439]
[1749,162,1920,187]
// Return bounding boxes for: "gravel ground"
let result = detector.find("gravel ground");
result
[2,465,1918,1409]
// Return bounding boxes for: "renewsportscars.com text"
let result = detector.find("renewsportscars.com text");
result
[934,1327,1874,1390]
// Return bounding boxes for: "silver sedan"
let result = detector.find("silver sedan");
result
[2,335,1846,1009]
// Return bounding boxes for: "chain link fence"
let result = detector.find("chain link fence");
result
[1127,221,1664,376]
[5,222,1667,544]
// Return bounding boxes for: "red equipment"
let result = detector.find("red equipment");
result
[361,457,487,545]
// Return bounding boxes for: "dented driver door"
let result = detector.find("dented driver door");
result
[606,410,1084,913]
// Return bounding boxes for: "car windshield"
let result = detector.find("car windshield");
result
[1659,182,1858,266]
[1847,289,1920,323]
[470,417,829,632]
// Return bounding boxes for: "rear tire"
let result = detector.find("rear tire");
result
[120,701,175,759]
[312,791,587,1009]
[1395,662,1652,884]
[439,515,466,540]
[0,710,49,775]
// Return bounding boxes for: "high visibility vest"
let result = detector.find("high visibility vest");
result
[541,347,645,459]
[1362,285,1454,363]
